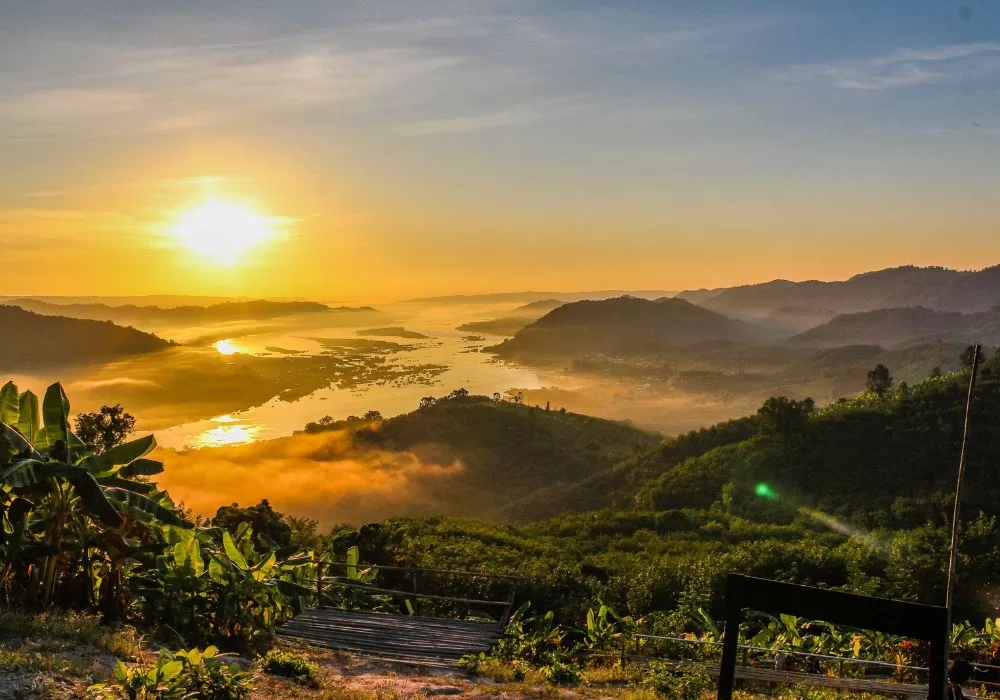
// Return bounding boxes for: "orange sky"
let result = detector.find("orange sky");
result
[3,2,999,302]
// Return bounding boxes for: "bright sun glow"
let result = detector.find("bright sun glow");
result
[170,199,278,265]
[214,339,241,355]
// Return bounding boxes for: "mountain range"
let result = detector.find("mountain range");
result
[4,298,366,325]
[678,265,1000,319]
[789,306,1000,348]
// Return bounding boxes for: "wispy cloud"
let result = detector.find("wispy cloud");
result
[0,6,782,140]
[395,105,543,135]
[0,208,140,249]
[784,41,1000,91]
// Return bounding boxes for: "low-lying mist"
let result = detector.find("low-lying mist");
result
[157,428,464,526]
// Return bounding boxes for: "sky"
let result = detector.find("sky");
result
[1,0,999,301]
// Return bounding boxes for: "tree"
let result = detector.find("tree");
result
[74,404,136,455]
[757,396,815,436]
[418,396,436,409]
[213,499,292,551]
[929,366,942,378]
[866,364,893,398]
[363,410,383,421]
[960,345,978,370]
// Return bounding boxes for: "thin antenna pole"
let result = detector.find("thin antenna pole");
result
[946,344,981,611]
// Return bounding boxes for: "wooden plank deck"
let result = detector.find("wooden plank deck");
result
[277,608,503,667]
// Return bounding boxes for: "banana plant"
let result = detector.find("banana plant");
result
[143,522,315,652]
[0,380,189,608]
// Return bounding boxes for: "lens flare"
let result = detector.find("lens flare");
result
[755,482,780,500]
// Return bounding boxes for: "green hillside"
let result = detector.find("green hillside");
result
[304,391,660,520]
[332,350,1000,625]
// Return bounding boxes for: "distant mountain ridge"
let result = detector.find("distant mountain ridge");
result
[0,305,171,369]
[404,290,677,304]
[678,265,1000,318]
[789,306,1000,348]
[514,299,565,314]
[492,296,771,358]
[5,298,371,325]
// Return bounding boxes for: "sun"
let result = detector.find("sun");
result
[169,199,279,265]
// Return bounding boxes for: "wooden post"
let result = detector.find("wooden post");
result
[946,344,981,611]
[718,577,742,700]
[502,583,517,625]
[929,609,950,700]
[316,557,324,608]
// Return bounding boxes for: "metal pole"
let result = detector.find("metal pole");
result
[946,344,981,611]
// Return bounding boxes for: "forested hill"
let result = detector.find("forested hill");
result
[338,353,1000,626]
[301,391,659,520]
[677,264,1000,318]
[490,296,771,359]
[0,305,171,369]
[789,306,1000,348]
[519,355,1000,524]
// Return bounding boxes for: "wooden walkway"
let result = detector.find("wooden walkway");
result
[277,608,503,667]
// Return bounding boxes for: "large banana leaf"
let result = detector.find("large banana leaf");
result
[1,458,52,488]
[222,531,248,569]
[0,382,18,425]
[15,391,39,446]
[39,382,71,451]
[119,458,164,478]
[173,535,205,576]
[104,487,191,528]
[84,434,157,474]
[98,475,157,494]
[66,470,125,528]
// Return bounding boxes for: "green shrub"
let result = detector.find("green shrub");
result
[542,659,582,686]
[88,646,251,699]
[261,649,320,688]
[643,661,712,699]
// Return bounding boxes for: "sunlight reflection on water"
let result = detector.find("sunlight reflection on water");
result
[194,422,259,448]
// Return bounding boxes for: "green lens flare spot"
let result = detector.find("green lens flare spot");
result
[755,483,779,500]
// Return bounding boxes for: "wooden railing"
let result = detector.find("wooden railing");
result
[314,560,528,624]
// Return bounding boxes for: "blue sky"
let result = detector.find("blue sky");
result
[1,1,999,297]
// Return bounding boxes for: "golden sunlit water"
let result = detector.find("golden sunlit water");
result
[194,418,260,448]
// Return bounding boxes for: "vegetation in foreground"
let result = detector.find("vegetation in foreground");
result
[3,344,1000,696]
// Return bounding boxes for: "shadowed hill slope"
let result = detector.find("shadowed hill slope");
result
[299,393,659,521]
[0,305,171,369]
[789,306,1000,348]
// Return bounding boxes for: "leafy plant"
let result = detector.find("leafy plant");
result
[643,660,712,699]
[88,646,250,699]
[261,649,320,688]
[0,381,189,613]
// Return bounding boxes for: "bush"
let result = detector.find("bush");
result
[88,646,251,699]
[261,649,320,688]
[643,661,712,699]
[542,659,582,686]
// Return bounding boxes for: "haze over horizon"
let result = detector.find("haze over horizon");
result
[3,1,1000,301]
